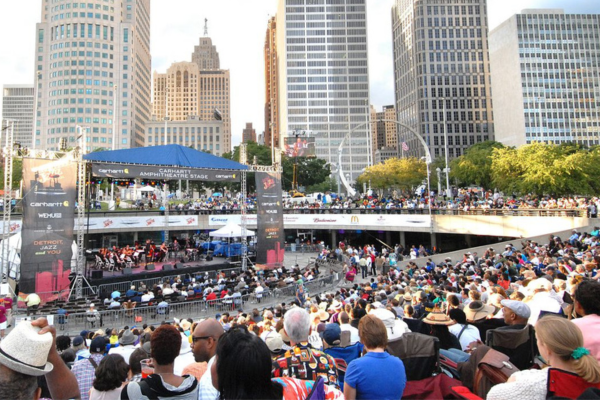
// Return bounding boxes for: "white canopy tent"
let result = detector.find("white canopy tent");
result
[209,222,255,238]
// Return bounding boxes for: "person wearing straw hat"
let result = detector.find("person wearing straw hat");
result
[422,308,461,351]
[0,318,80,400]
[464,300,496,323]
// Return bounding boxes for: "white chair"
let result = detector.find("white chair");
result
[95,255,106,269]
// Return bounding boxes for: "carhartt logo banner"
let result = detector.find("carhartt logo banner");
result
[21,158,77,294]
[255,172,284,268]
[92,163,240,182]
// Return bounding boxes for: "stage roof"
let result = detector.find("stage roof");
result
[84,144,248,171]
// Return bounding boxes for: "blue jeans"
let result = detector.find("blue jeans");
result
[440,348,471,363]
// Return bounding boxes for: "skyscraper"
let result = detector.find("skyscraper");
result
[264,16,280,150]
[192,20,221,70]
[490,9,600,147]
[34,0,151,151]
[151,30,231,155]
[392,0,494,160]
[276,0,371,182]
[2,85,34,148]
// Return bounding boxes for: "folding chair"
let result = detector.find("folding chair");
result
[95,255,106,270]
[324,342,364,386]
[387,332,440,381]
[485,325,537,371]
[546,368,600,399]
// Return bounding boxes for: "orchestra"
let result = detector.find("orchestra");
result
[94,237,202,272]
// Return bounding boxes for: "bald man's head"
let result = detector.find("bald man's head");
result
[192,318,224,363]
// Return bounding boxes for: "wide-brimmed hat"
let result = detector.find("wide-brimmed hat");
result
[329,300,343,312]
[119,330,136,345]
[0,321,54,376]
[422,311,453,325]
[403,292,413,302]
[310,309,329,323]
[465,301,496,322]
[180,320,192,331]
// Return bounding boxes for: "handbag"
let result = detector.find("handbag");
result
[473,347,518,397]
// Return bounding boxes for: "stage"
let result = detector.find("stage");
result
[86,256,247,287]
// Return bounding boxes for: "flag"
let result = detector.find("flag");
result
[401,142,409,151]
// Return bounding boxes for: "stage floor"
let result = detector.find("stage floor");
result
[88,257,242,285]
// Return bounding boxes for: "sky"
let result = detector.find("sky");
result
[0,0,596,147]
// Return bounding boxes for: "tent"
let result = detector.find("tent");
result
[209,222,255,238]
[84,144,248,171]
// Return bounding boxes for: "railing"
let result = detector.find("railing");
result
[41,274,337,332]
[7,208,588,219]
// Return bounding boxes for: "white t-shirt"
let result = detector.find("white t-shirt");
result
[340,323,360,345]
[448,323,481,351]
[198,356,219,400]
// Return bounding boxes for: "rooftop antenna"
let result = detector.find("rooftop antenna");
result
[204,18,208,36]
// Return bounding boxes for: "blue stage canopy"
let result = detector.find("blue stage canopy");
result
[84,144,248,171]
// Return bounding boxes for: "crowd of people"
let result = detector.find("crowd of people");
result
[3,226,600,399]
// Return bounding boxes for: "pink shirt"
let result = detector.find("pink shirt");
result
[572,314,600,362]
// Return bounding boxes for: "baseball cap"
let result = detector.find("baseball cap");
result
[501,299,531,319]
[264,331,284,354]
[321,323,341,346]
[72,336,84,347]
[90,337,106,354]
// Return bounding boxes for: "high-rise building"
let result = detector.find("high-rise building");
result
[264,16,280,150]
[242,123,256,143]
[2,85,35,148]
[490,9,600,147]
[371,105,398,162]
[392,0,494,160]
[144,115,224,154]
[34,0,151,151]
[192,21,220,71]
[152,31,231,155]
[276,0,371,182]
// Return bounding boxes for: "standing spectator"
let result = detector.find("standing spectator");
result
[0,300,6,340]
[121,325,198,399]
[296,284,306,307]
[0,294,13,328]
[344,314,406,399]
[72,336,106,400]
[358,256,367,279]
[24,292,41,316]
[108,330,137,364]
[86,304,100,328]
[272,307,339,388]
[572,280,600,362]
[192,318,224,400]
[89,354,128,400]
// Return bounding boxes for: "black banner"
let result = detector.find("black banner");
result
[255,172,285,268]
[92,163,240,182]
[21,158,77,294]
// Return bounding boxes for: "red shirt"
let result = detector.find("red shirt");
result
[0,305,6,323]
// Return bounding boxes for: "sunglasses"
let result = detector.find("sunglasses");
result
[192,335,213,343]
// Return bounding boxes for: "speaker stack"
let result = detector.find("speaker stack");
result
[145,263,155,271]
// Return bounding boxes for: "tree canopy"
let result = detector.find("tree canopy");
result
[450,140,505,190]
[356,157,426,194]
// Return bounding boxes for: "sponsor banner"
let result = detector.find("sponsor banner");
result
[21,158,77,293]
[92,163,241,182]
[255,172,285,267]
[209,213,431,228]
[78,215,198,230]
[0,221,23,235]
[283,136,316,157]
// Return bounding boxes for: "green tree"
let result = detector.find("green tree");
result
[0,158,23,191]
[356,157,426,194]
[281,155,331,192]
[490,142,600,196]
[222,141,273,194]
[450,141,505,190]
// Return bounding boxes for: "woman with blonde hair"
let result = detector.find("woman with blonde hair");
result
[488,316,600,400]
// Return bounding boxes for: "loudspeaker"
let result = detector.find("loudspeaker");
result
[205,255,213,261]
[163,264,174,271]
[122,267,132,275]
[91,270,103,279]
[174,263,184,269]
[145,264,155,271]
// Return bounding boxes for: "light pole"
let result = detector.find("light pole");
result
[436,167,442,196]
